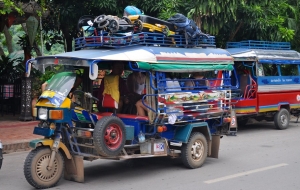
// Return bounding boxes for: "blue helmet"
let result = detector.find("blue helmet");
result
[124,6,143,16]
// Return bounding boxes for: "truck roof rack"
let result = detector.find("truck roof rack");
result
[74,32,216,50]
[226,40,291,50]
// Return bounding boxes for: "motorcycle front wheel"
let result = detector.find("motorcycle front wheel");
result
[24,147,64,189]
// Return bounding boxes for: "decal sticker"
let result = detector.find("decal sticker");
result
[41,91,55,98]
[154,143,165,152]
[75,112,88,121]
[53,141,59,148]
[230,116,236,127]
[297,95,300,101]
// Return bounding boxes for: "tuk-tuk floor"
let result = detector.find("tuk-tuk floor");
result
[0,114,40,154]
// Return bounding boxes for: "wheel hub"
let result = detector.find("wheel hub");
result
[191,141,204,160]
[36,154,58,182]
[104,124,122,150]
[280,114,288,125]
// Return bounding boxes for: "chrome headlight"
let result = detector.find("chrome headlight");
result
[38,108,48,120]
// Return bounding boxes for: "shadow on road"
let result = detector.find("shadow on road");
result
[237,118,300,133]
[83,156,186,183]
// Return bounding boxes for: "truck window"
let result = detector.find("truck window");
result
[261,64,279,76]
[280,64,299,76]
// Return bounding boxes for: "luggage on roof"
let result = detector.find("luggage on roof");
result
[124,6,143,16]
[168,13,207,40]
[128,15,176,36]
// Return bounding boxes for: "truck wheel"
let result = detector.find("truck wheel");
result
[94,116,126,157]
[274,108,290,130]
[181,132,207,169]
[24,147,64,189]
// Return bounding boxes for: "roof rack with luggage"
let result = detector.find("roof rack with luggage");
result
[75,13,215,50]
[74,32,215,50]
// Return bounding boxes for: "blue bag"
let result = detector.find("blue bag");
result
[167,13,202,39]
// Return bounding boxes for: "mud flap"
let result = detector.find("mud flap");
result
[209,135,220,158]
[229,108,237,136]
[64,155,84,183]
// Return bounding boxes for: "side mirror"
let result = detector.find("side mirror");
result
[89,63,98,80]
[25,61,32,77]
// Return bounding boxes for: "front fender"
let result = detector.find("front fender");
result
[174,122,211,143]
[29,139,72,159]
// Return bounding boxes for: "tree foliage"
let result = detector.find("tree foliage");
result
[216,0,299,48]
[184,0,238,35]
[0,0,23,15]
[1,0,300,54]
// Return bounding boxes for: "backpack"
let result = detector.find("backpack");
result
[167,13,202,39]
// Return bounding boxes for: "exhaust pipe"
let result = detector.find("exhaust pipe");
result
[0,140,3,169]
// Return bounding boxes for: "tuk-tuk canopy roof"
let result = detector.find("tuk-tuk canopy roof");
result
[226,48,300,64]
[34,46,234,71]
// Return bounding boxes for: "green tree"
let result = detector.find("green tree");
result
[217,0,298,47]
[0,0,23,15]
[183,0,238,35]
[0,0,24,55]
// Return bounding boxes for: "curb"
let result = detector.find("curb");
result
[2,141,34,154]
[0,121,39,129]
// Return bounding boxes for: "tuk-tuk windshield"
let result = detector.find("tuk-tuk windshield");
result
[47,72,76,96]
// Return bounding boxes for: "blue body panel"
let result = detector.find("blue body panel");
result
[33,127,54,137]
[258,76,300,85]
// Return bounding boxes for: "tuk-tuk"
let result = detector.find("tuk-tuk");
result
[23,32,236,189]
[227,40,300,129]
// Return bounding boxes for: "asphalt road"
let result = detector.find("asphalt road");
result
[1,119,300,190]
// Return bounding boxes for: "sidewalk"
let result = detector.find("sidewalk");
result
[0,114,41,154]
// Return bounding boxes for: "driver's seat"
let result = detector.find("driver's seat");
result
[101,75,120,114]
[102,94,118,109]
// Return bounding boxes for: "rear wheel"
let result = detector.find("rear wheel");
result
[181,132,207,169]
[93,116,126,157]
[24,147,64,189]
[274,108,290,130]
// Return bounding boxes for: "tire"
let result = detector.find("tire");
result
[24,147,64,189]
[181,132,208,169]
[93,116,126,157]
[94,15,108,24]
[134,20,143,33]
[122,16,132,25]
[108,19,119,33]
[274,108,290,130]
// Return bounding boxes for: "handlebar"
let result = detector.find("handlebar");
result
[72,90,99,102]
[84,92,99,102]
